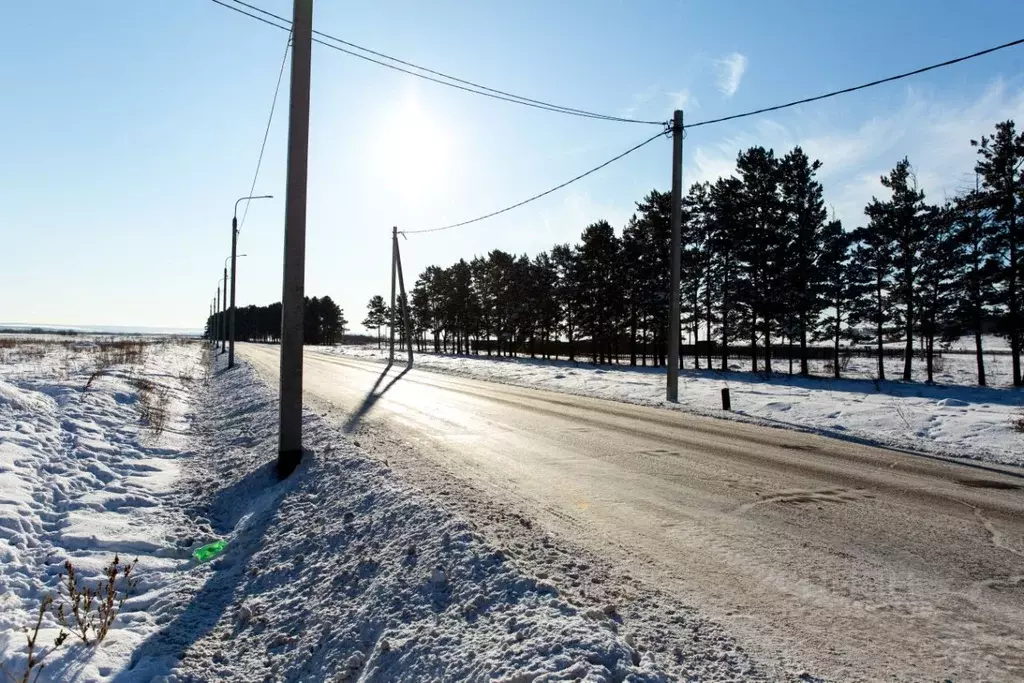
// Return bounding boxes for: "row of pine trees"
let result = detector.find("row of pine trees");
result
[205,295,347,345]
[372,120,1023,387]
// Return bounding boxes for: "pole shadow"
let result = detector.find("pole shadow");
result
[343,363,411,433]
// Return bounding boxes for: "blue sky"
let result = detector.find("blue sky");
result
[2,1,1023,331]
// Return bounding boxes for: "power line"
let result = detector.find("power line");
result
[211,0,1023,235]
[401,129,668,235]
[686,37,1024,129]
[239,32,291,231]
[401,33,1024,236]
[210,0,664,125]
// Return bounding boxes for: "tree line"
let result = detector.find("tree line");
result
[205,295,347,345]
[366,119,1023,388]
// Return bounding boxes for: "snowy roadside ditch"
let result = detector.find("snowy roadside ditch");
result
[312,345,1024,469]
[0,338,204,682]
[135,357,670,682]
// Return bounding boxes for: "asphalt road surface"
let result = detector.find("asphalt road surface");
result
[241,344,1024,681]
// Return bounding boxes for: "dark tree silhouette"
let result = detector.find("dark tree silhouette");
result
[780,147,829,376]
[916,203,962,383]
[972,120,1024,386]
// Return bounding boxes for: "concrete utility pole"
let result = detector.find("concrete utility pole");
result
[277,0,313,478]
[221,267,229,353]
[667,109,683,402]
[394,228,414,367]
[215,285,221,350]
[389,226,398,365]
[230,195,272,369]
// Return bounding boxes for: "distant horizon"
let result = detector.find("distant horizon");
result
[0,322,203,336]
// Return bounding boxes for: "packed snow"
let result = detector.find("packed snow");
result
[1,337,691,681]
[313,344,1024,468]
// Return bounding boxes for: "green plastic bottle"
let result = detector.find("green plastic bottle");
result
[193,539,228,562]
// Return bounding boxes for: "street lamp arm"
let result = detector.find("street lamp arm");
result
[224,254,248,269]
[234,194,274,221]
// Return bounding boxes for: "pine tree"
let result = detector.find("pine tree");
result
[780,147,829,376]
[318,295,344,345]
[622,191,672,367]
[972,120,1024,386]
[577,221,622,364]
[916,203,963,383]
[362,295,388,349]
[683,182,713,369]
[531,252,560,359]
[736,146,785,375]
[851,214,898,381]
[870,158,928,381]
[814,220,863,378]
[551,243,582,362]
[951,184,996,385]
[709,176,744,370]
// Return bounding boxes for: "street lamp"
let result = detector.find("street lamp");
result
[224,253,247,350]
[230,195,273,368]
[218,275,228,354]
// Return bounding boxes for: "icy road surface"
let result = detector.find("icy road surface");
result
[241,344,1024,682]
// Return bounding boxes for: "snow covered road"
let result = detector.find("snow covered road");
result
[242,343,1024,682]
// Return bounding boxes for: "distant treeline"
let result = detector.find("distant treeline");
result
[205,295,347,345]
[366,119,1023,387]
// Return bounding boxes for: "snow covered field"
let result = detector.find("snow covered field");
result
[0,337,204,681]
[314,344,1024,468]
[1,337,690,682]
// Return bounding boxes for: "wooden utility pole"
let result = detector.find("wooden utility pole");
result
[277,0,313,478]
[667,110,683,402]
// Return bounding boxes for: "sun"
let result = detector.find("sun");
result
[369,93,454,204]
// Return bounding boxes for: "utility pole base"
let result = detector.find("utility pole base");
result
[276,449,302,479]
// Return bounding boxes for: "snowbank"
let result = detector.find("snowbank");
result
[313,345,1024,468]
[133,358,668,682]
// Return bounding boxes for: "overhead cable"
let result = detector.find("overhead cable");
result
[239,32,291,231]
[685,37,1024,129]
[211,0,664,125]
[401,129,668,235]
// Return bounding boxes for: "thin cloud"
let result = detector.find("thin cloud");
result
[622,85,661,117]
[687,79,1024,226]
[715,53,748,97]
[668,89,697,111]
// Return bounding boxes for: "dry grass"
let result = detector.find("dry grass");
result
[1,337,150,383]
[53,555,137,646]
[96,340,146,367]
[0,595,68,683]
[131,377,171,435]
